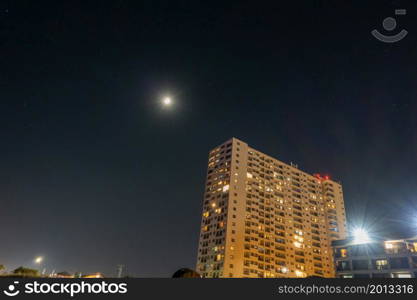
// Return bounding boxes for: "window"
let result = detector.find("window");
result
[373,259,388,270]
[352,259,369,270]
[372,273,390,278]
[389,257,409,269]
[336,261,350,271]
[354,274,370,278]
[392,273,412,278]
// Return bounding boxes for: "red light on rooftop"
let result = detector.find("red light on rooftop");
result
[314,174,330,181]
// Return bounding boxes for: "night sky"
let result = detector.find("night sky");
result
[1,1,417,277]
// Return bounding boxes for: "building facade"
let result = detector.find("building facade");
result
[196,138,347,278]
[333,237,417,278]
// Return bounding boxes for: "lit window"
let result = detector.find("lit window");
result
[222,185,230,192]
[294,241,303,248]
[247,173,253,179]
[295,270,306,277]
[294,235,304,242]
[375,259,388,270]
[394,273,412,278]
[385,242,393,249]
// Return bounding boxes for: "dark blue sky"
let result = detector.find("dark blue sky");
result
[1,0,417,277]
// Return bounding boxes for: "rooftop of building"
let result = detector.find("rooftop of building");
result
[211,137,342,185]
[332,235,417,248]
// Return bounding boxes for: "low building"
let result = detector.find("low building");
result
[332,236,417,278]
[82,272,104,278]
[55,271,74,278]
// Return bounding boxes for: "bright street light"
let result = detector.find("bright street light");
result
[352,228,371,244]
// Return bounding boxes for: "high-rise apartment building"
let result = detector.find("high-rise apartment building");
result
[196,138,347,278]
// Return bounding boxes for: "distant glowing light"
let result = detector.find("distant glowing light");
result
[352,228,371,244]
[314,174,331,181]
[162,96,172,106]
[34,256,44,264]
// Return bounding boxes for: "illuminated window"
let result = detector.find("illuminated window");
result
[294,235,304,243]
[294,241,303,248]
[385,242,393,249]
[222,185,230,192]
[247,173,253,179]
[295,270,306,277]
[375,259,388,270]
[295,230,303,236]
[393,273,412,278]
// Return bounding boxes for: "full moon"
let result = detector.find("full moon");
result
[162,97,172,106]
[34,256,43,264]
